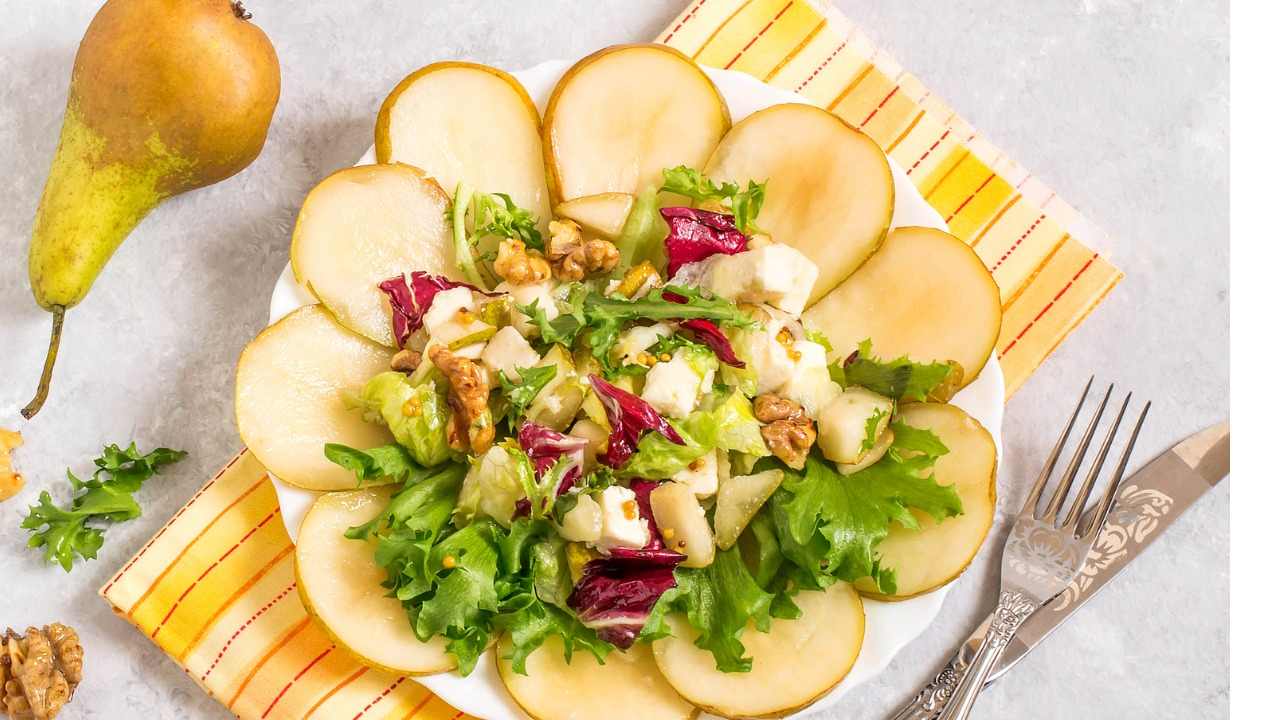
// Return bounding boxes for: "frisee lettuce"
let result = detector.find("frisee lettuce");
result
[21,443,186,571]
[660,166,767,234]
[766,421,962,595]
[834,339,957,402]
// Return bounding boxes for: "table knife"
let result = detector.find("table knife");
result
[890,421,1229,720]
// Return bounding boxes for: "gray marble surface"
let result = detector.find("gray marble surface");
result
[0,1,1227,718]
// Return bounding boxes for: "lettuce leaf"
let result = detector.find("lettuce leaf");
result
[660,166,767,234]
[645,545,773,672]
[622,391,765,478]
[835,339,956,402]
[352,372,454,467]
[456,443,536,528]
[766,423,962,594]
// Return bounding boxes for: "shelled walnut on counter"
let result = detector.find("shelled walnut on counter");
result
[1,624,83,720]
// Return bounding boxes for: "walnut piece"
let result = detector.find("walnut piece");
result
[2,624,83,720]
[545,219,619,281]
[494,238,552,285]
[427,345,495,455]
[389,349,422,374]
[755,395,815,469]
[0,430,22,503]
[761,417,817,470]
[752,394,805,423]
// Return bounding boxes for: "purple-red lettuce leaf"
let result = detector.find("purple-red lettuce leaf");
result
[514,423,588,517]
[661,207,750,276]
[628,480,667,551]
[567,543,685,648]
[680,319,746,368]
[377,272,493,348]
[588,376,684,468]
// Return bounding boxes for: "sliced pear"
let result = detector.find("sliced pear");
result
[497,635,695,720]
[235,305,394,491]
[544,44,730,203]
[296,486,455,674]
[555,192,634,239]
[291,163,453,346]
[805,226,1001,387]
[375,61,549,228]
[652,583,864,718]
[713,469,784,550]
[856,403,997,600]
[704,103,894,302]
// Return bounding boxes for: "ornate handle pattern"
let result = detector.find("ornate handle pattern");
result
[888,653,970,720]
[935,590,1038,720]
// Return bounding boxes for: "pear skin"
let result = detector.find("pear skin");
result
[23,0,281,418]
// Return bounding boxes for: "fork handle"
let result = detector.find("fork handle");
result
[888,651,970,720]
[936,591,1039,720]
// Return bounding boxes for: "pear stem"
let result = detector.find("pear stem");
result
[231,2,252,20]
[21,306,65,420]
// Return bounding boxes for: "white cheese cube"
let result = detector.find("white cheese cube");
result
[672,244,819,314]
[742,314,801,395]
[592,486,650,553]
[641,350,703,419]
[480,326,541,382]
[816,387,895,464]
[612,323,675,366]
[672,451,719,498]
[423,286,488,358]
[498,280,560,338]
[780,340,843,416]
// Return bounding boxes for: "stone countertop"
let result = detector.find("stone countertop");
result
[0,1,1227,718]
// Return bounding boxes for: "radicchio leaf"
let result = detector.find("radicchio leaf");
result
[517,422,587,494]
[588,375,684,468]
[377,272,492,348]
[567,543,685,648]
[679,319,746,368]
[628,480,667,551]
[661,207,750,276]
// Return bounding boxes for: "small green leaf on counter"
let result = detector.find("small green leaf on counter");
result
[21,443,187,571]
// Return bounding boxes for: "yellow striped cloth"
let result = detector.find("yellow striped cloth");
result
[99,2,1120,717]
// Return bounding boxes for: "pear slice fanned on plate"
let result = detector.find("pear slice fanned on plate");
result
[805,226,1002,387]
[652,583,865,718]
[544,44,730,203]
[235,305,393,491]
[291,163,454,346]
[497,636,696,720]
[856,403,997,600]
[376,61,550,229]
[703,103,895,303]
[555,192,634,239]
[296,487,456,674]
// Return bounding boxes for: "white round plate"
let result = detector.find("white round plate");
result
[266,59,1004,720]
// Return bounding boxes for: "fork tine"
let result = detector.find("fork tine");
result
[1082,401,1152,539]
[1020,377,1094,515]
[1062,392,1131,529]
[1038,383,1114,523]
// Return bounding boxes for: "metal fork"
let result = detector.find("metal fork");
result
[935,378,1150,720]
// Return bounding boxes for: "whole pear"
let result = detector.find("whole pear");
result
[23,0,281,418]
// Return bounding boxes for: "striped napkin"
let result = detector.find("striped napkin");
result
[99,2,1120,717]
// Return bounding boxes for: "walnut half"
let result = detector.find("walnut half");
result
[545,219,619,281]
[2,624,83,720]
[754,394,815,470]
[427,345,495,455]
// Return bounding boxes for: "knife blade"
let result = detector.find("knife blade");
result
[890,421,1229,720]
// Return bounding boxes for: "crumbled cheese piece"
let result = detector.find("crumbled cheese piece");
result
[612,323,675,367]
[669,244,818,314]
[780,340,842,416]
[640,349,703,418]
[673,451,719,498]
[592,486,650,552]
